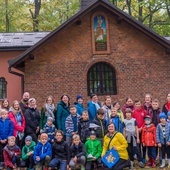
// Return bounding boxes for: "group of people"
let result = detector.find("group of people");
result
[0,92,170,170]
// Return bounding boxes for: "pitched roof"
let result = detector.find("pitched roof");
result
[0,32,49,51]
[8,0,170,68]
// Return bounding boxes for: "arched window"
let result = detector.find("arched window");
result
[87,62,117,96]
[0,77,7,99]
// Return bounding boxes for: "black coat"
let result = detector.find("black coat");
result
[52,140,70,163]
[70,142,86,158]
[24,107,40,134]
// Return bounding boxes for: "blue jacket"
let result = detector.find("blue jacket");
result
[0,118,14,140]
[65,114,81,136]
[33,141,52,163]
[74,102,85,116]
[56,101,70,134]
[156,123,169,144]
[110,115,123,133]
[87,101,101,122]
[166,122,170,143]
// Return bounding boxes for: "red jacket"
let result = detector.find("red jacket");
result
[142,124,156,146]
[8,111,25,137]
[3,145,21,168]
[132,107,147,128]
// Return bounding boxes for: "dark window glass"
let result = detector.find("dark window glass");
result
[0,77,7,99]
[87,62,117,95]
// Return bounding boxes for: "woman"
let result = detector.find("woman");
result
[49,130,70,170]
[0,99,10,111]
[143,93,152,113]
[113,101,124,122]
[8,100,25,147]
[56,94,70,135]
[102,122,130,170]
[40,95,55,129]
[102,96,113,124]
[162,93,170,115]
[74,94,85,116]
[24,98,40,143]
[122,97,134,118]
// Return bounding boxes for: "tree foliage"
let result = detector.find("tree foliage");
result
[0,0,169,36]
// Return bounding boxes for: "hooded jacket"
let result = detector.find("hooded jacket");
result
[0,118,14,140]
[33,141,52,162]
[22,141,36,160]
[85,138,102,161]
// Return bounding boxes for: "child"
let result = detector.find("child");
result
[167,111,170,122]
[69,134,86,170]
[65,105,81,146]
[113,101,124,122]
[109,107,123,133]
[132,99,147,162]
[123,108,144,169]
[3,136,21,170]
[78,110,90,143]
[148,99,161,126]
[142,115,156,168]
[74,94,85,116]
[21,136,36,170]
[0,109,14,166]
[49,130,70,170]
[41,117,56,144]
[33,133,52,170]
[92,108,106,143]
[156,112,170,168]
[85,130,102,170]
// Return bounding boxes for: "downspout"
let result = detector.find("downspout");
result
[8,66,24,97]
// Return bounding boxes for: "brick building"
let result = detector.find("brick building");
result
[8,0,170,107]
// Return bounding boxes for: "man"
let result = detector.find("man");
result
[19,92,30,114]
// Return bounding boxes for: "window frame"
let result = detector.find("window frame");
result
[0,77,7,99]
[87,62,117,96]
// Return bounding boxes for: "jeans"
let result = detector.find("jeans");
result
[49,158,67,170]
[147,146,156,159]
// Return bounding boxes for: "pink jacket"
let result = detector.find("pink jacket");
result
[8,111,26,137]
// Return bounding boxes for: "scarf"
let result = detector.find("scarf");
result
[3,144,19,158]
[166,102,170,111]
[45,103,55,119]
[92,101,100,111]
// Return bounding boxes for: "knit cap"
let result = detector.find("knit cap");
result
[76,94,83,101]
[25,136,32,142]
[90,130,96,136]
[159,112,167,119]
[47,116,53,122]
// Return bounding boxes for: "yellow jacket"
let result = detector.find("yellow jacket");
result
[102,132,129,160]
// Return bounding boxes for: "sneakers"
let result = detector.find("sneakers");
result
[138,161,145,168]
[151,159,156,168]
[146,158,152,167]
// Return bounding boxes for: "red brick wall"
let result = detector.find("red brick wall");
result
[24,9,170,109]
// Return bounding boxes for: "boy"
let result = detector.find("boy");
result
[0,109,14,167]
[3,136,21,170]
[33,133,52,170]
[123,108,144,169]
[78,110,90,143]
[21,136,36,170]
[41,117,56,144]
[142,115,156,168]
[109,107,123,133]
[157,112,170,168]
[132,99,147,163]
[92,108,106,143]
[85,131,102,170]
[65,105,81,146]
[69,134,86,170]
[148,99,161,126]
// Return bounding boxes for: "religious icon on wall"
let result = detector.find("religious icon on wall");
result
[92,12,110,54]
[94,15,107,51]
